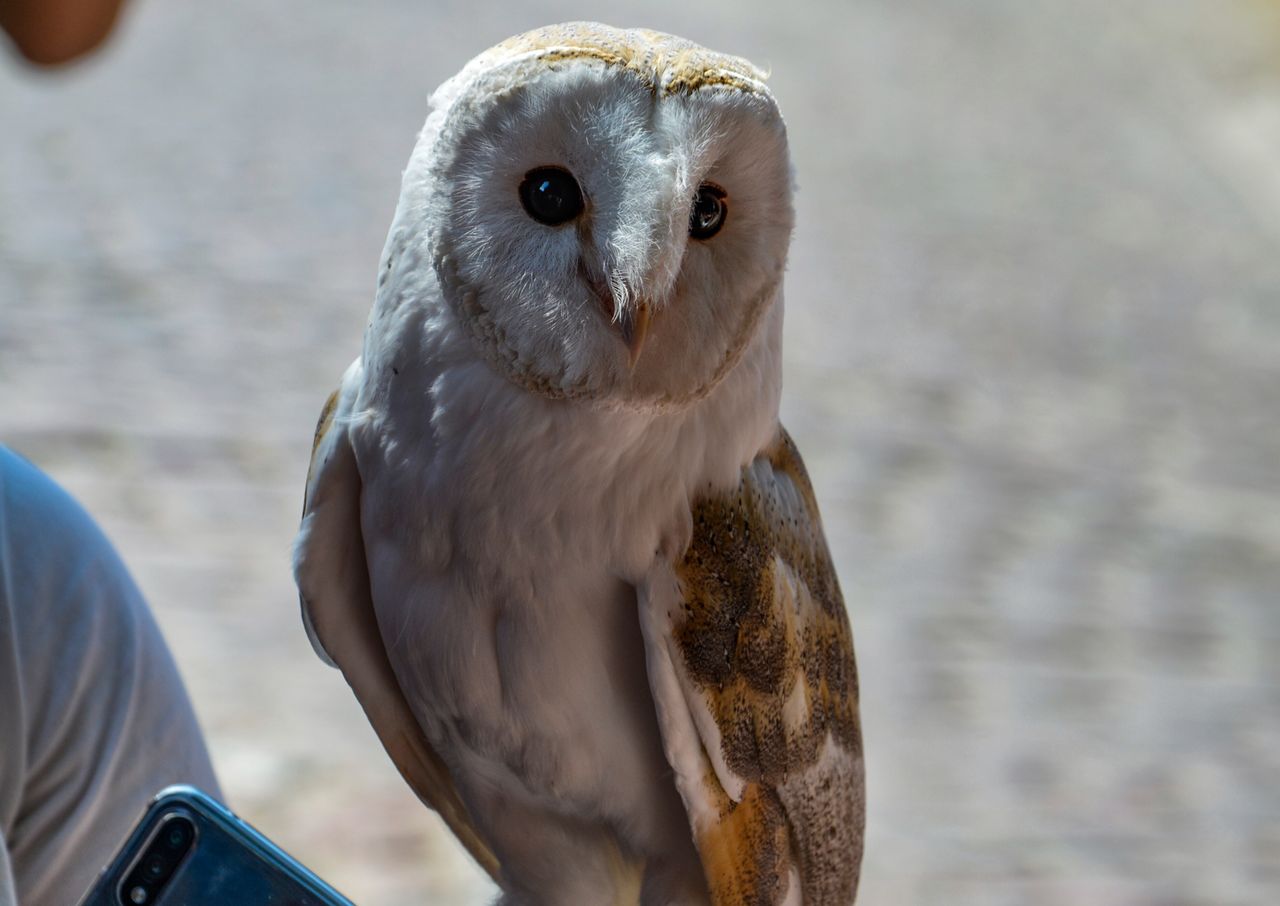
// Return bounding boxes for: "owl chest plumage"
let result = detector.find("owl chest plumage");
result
[347,296,783,850]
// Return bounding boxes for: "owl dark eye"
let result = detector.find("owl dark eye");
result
[519,167,585,226]
[689,183,727,240]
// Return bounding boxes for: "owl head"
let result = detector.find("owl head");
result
[379,23,794,409]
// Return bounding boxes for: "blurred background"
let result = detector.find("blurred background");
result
[2,0,1279,903]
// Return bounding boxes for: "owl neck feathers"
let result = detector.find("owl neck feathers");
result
[377,277,785,579]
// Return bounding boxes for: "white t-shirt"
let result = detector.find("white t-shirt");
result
[0,447,219,905]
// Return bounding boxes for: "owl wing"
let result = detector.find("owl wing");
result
[639,428,864,905]
[293,375,501,883]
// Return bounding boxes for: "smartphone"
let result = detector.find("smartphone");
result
[77,785,354,906]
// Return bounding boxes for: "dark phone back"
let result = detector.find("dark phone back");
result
[78,786,353,906]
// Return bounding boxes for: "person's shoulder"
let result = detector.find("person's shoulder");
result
[0,444,114,566]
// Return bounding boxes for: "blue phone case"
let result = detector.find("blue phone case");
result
[77,785,354,906]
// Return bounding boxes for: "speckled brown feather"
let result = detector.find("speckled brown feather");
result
[490,23,769,97]
[670,428,864,904]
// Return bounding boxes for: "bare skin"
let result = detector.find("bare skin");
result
[0,0,127,65]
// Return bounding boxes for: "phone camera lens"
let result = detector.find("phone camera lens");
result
[164,819,192,850]
[120,815,193,906]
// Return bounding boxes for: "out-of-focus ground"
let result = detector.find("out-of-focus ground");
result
[3,0,1279,903]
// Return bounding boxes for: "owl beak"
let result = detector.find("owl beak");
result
[584,265,653,368]
[618,303,653,368]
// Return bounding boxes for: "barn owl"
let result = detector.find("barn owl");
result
[294,23,863,906]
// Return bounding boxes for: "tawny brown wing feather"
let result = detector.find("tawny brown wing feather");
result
[296,387,501,883]
[641,428,864,905]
